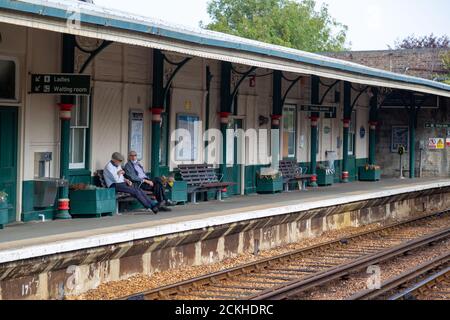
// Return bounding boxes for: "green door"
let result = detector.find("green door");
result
[0,107,18,223]
[228,119,243,196]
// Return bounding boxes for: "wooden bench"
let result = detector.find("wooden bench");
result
[279,160,314,191]
[178,164,235,203]
[94,170,154,212]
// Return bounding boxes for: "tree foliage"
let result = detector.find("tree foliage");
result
[441,51,450,85]
[201,0,348,52]
[392,34,450,50]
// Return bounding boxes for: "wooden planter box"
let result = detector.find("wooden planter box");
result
[256,176,283,194]
[0,202,8,229]
[69,188,116,218]
[359,167,381,181]
[166,181,188,204]
[317,169,334,186]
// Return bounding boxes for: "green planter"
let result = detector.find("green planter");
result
[166,181,188,204]
[256,176,283,194]
[69,188,116,218]
[317,169,334,186]
[359,167,381,181]
[0,202,8,229]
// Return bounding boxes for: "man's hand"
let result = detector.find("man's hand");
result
[118,170,125,176]
[144,179,154,187]
[125,179,132,187]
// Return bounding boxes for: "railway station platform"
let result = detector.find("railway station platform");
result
[1,178,450,299]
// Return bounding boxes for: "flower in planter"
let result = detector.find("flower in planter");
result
[0,191,7,203]
[257,169,281,180]
[69,184,99,191]
[364,164,381,171]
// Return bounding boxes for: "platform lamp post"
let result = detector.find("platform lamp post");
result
[219,62,232,193]
[56,34,75,220]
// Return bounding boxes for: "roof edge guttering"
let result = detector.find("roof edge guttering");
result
[0,0,450,97]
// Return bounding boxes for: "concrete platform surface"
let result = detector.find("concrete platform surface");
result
[1,178,449,264]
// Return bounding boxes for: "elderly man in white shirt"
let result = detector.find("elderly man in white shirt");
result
[104,152,159,214]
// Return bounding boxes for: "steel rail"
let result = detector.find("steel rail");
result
[249,227,450,300]
[119,210,449,300]
[348,253,450,300]
[389,265,450,300]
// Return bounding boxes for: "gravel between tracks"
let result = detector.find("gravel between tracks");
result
[295,238,450,300]
[68,223,384,300]
[68,215,450,300]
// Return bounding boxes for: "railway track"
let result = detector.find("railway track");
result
[348,253,449,300]
[120,210,450,300]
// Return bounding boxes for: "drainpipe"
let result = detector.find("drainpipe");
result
[55,34,75,220]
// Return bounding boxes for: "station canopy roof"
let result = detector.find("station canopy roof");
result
[1,0,450,98]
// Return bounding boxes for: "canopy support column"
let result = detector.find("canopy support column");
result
[309,76,320,187]
[56,34,76,220]
[151,49,164,178]
[409,94,417,179]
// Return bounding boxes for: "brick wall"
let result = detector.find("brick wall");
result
[323,48,449,80]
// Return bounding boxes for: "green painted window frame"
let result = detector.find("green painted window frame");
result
[69,94,92,175]
[282,104,297,160]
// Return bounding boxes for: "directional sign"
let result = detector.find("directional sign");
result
[30,74,91,95]
[425,123,450,129]
[300,105,337,113]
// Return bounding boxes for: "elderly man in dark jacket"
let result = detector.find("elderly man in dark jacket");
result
[124,151,172,212]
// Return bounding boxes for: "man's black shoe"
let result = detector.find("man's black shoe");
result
[147,206,159,214]
[159,206,172,212]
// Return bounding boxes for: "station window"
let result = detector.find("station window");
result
[282,105,297,159]
[0,59,17,100]
[348,111,356,156]
[69,96,90,169]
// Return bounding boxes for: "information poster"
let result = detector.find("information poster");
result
[176,114,200,161]
[391,126,409,153]
[129,110,144,160]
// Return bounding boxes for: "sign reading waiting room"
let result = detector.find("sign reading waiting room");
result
[300,105,336,113]
[30,74,91,95]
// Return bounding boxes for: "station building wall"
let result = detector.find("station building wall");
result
[0,25,374,222]
[377,97,450,178]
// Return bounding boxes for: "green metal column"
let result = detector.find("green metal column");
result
[219,62,232,181]
[272,71,283,130]
[341,81,352,183]
[151,49,164,178]
[56,34,76,220]
[271,71,282,173]
[409,94,416,179]
[368,88,379,165]
[309,76,320,187]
